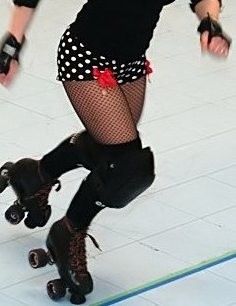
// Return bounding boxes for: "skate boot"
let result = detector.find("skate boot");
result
[0,131,104,229]
[28,217,99,304]
[0,159,61,228]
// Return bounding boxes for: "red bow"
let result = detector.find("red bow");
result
[93,68,117,89]
[145,60,153,75]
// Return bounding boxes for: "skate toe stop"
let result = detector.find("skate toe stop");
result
[70,293,86,305]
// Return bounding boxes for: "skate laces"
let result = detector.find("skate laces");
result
[69,231,100,274]
[25,180,61,210]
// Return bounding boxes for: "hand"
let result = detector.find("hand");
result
[0,33,24,87]
[0,59,19,87]
[200,31,230,58]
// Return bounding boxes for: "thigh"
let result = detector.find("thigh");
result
[120,76,147,125]
[63,80,137,145]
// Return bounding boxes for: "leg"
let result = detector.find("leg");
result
[62,79,154,229]
[0,76,144,229]
[38,142,155,300]
[29,139,155,301]
[66,141,155,229]
[62,79,141,227]
[35,80,154,299]
[62,80,138,144]
[39,77,147,178]
[120,76,147,125]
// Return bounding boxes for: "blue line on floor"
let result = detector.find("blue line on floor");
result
[90,250,236,306]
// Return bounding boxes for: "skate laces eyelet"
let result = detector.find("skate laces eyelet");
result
[69,231,101,274]
[24,180,61,211]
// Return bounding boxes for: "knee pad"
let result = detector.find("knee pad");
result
[69,131,104,170]
[70,132,142,171]
[40,131,102,179]
[76,145,155,209]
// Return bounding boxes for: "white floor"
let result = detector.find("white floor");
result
[0,0,236,305]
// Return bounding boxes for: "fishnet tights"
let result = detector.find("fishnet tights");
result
[63,76,147,145]
[120,76,146,125]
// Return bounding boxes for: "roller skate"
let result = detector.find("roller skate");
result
[0,131,103,229]
[28,217,99,304]
[0,158,61,228]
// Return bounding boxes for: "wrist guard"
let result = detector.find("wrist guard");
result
[190,0,222,12]
[0,33,24,74]
[197,14,232,47]
[13,0,40,9]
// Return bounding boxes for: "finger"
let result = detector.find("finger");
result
[211,44,225,54]
[200,31,210,52]
[0,73,6,86]
[217,47,229,57]
[208,45,229,57]
[209,36,225,48]
[208,38,229,57]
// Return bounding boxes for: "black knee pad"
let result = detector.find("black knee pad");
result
[76,145,155,209]
[41,131,103,178]
[70,132,142,171]
[69,131,104,170]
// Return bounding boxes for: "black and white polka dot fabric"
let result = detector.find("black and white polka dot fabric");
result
[57,28,147,85]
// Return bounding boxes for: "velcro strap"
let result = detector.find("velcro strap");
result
[3,44,17,58]
[0,33,24,74]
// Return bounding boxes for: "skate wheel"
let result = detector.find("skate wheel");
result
[70,293,86,305]
[0,176,8,193]
[5,205,24,225]
[24,216,37,229]
[24,205,52,229]
[28,248,49,268]
[47,279,66,301]
[38,205,52,227]
[0,162,14,193]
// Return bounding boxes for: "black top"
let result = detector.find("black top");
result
[70,0,176,62]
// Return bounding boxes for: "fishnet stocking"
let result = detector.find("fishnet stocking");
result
[120,76,147,125]
[63,80,138,144]
[62,78,147,229]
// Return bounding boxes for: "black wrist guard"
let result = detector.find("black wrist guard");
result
[190,0,222,12]
[197,14,232,47]
[13,0,40,9]
[0,33,24,74]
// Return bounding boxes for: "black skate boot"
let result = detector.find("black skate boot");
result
[0,131,104,229]
[28,217,99,304]
[0,158,61,228]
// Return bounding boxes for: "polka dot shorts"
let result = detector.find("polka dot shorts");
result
[57,27,148,85]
